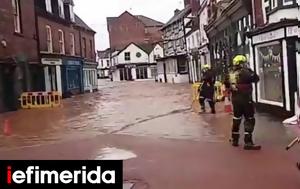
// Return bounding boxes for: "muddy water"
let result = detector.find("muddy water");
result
[0,80,293,150]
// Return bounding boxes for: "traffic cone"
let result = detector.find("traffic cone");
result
[224,96,232,113]
[3,119,12,136]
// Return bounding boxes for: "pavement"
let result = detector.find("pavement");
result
[0,80,299,188]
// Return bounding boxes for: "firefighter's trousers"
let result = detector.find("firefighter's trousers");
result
[231,93,256,144]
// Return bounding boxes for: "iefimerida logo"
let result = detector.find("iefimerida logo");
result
[6,166,116,184]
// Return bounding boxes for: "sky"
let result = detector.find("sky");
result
[73,0,184,51]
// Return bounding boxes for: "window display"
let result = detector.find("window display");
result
[257,42,283,104]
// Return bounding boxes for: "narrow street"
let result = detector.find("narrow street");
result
[0,81,299,188]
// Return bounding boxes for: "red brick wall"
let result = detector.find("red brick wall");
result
[38,16,81,57]
[108,12,147,50]
[0,0,38,63]
[79,30,96,62]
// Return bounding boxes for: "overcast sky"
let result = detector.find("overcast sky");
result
[73,0,184,51]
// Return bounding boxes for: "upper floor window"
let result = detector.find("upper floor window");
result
[82,37,87,57]
[70,33,75,56]
[12,0,21,33]
[101,60,103,67]
[124,52,131,61]
[58,30,65,54]
[106,60,110,67]
[58,0,65,18]
[46,0,52,13]
[69,5,75,22]
[46,25,53,53]
[90,40,94,59]
[271,0,277,9]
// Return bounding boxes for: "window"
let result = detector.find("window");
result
[271,0,277,9]
[46,0,52,13]
[69,5,75,22]
[90,40,94,59]
[106,60,110,67]
[136,66,148,79]
[178,61,188,74]
[256,42,283,105]
[192,35,195,47]
[58,0,64,18]
[101,60,103,67]
[283,0,294,5]
[58,30,65,54]
[124,52,131,61]
[82,37,87,57]
[46,26,53,53]
[67,68,80,89]
[12,0,21,33]
[70,33,75,56]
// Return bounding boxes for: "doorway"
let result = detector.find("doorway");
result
[163,63,167,83]
[1,66,17,112]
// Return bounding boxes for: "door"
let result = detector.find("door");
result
[163,63,167,83]
[2,66,17,112]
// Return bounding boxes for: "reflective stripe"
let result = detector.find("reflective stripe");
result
[245,132,251,135]
[247,117,255,120]
[232,132,240,134]
[233,117,242,120]
[199,96,205,99]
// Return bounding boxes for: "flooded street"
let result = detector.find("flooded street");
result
[0,80,300,188]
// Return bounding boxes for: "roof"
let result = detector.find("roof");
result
[107,11,164,27]
[162,6,191,30]
[97,48,110,59]
[75,14,96,33]
[135,15,164,27]
[117,42,155,55]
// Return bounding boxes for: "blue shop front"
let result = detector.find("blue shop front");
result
[61,58,84,98]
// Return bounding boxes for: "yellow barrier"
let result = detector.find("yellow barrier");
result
[19,91,63,109]
[192,81,224,102]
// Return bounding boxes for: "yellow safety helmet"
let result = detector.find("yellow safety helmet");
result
[203,64,211,69]
[233,55,247,66]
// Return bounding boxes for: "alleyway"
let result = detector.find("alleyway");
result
[0,81,299,188]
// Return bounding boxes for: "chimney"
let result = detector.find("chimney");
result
[174,9,180,15]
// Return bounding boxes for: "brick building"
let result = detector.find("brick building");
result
[0,0,40,112]
[74,15,97,92]
[107,11,164,51]
[35,0,96,97]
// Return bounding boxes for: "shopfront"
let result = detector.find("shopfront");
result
[83,61,98,92]
[61,58,83,97]
[249,23,299,116]
[41,58,63,94]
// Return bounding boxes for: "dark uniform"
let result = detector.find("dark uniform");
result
[199,69,216,113]
[228,66,260,149]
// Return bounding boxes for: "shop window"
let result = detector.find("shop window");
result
[136,66,148,79]
[256,42,283,105]
[67,68,80,89]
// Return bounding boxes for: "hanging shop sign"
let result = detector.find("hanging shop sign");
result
[252,28,285,45]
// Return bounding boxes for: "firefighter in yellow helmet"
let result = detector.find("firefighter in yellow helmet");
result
[227,55,261,150]
[198,64,216,114]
